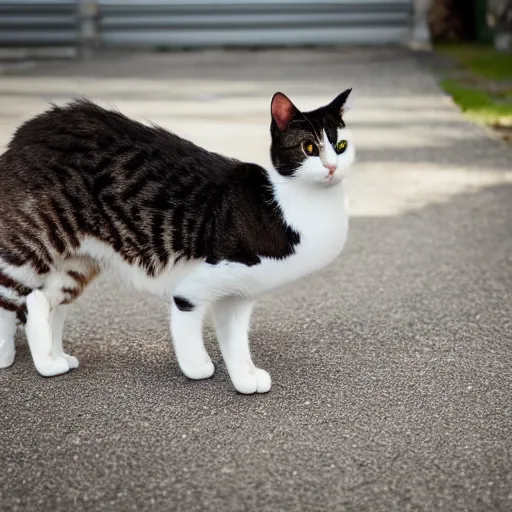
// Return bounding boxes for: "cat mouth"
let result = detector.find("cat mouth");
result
[324,168,345,185]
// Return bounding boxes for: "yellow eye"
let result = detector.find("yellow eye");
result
[302,141,318,156]
[336,140,348,154]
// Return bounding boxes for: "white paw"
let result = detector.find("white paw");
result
[0,347,15,369]
[62,353,79,369]
[36,356,71,377]
[26,290,51,320]
[181,359,215,380]
[232,367,272,395]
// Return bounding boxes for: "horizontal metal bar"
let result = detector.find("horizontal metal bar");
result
[102,26,409,46]
[0,6,77,14]
[98,0,410,5]
[99,4,411,15]
[100,12,409,29]
[0,15,77,27]
[0,31,77,45]
[0,0,75,4]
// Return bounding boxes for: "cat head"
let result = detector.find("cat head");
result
[270,89,355,186]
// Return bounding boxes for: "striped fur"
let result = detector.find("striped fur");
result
[0,99,300,322]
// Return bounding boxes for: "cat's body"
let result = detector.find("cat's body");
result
[0,90,354,393]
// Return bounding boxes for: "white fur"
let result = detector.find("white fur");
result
[213,298,271,394]
[51,304,78,368]
[25,290,73,377]
[320,128,337,169]
[77,237,199,297]
[0,260,44,369]
[170,302,214,380]
[0,308,17,368]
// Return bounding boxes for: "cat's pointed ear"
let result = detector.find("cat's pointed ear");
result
[328,88,353,118]
[271,92,299,131]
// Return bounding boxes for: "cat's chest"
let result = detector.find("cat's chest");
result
[173,183,348,303]
[264,195,347,278]
[241,185,348,295]
[292,208,348,265]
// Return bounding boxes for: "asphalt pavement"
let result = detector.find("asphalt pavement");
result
[0,48,511,511]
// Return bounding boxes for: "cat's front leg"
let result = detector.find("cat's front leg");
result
[212,298,271,394]
[170,298,215,380]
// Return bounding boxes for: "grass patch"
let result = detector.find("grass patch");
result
[437,44,512,81]
[440,79,512,126]
[436,44,512,133]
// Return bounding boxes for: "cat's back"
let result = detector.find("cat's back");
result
[5,99,165,158]
[2,100,234,181]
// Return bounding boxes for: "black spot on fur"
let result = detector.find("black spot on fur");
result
[174,296,195,312]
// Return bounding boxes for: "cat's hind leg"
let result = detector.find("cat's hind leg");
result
[170,297,215,380]
[212,297,271,394]
[41,257,99,370]
[25,290,70,377]
[0,265,37,368]
[25,257,98,377]
[0,309,17,369]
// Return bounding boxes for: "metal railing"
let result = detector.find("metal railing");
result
[0,0,413,55]
[99,0,413,48]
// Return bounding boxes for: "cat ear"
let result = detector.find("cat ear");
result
[328,88,353,118]
[271,92,299,131]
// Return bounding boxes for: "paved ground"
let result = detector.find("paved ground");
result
[0,48,511,511]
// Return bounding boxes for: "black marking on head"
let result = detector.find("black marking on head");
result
[270,89,352,177]
[174,296,195,312]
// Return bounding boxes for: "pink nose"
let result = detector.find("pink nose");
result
[324,164,336,172]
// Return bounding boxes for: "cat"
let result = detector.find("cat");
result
[0,89,355,394]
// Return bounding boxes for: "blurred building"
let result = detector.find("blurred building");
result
[0,0,427,55]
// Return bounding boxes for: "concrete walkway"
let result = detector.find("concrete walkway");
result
[1,48,511,511]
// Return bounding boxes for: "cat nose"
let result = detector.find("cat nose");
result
[324,163,336,172]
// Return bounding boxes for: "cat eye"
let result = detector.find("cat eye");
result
[302,141,319,157]
[335,140,348,154]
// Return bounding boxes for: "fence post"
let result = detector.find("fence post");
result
[77,0,100,59]
[410,0,433,50]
